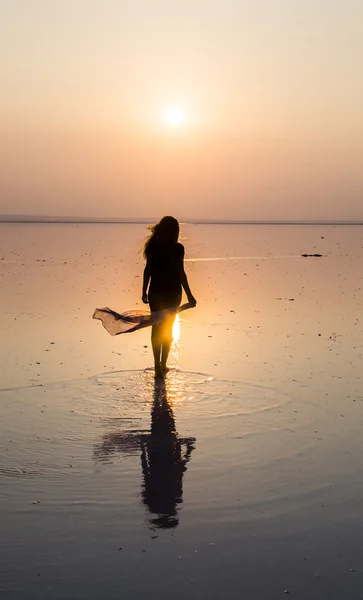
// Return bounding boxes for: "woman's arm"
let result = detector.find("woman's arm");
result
[142,255,151,303]
[180,260,197,306]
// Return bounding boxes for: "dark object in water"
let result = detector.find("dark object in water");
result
[301,253,323,258]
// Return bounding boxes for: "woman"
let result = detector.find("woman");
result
[142,216,196,377]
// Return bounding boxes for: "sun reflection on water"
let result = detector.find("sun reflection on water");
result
[172,314,180,341]
[169,314,182,374]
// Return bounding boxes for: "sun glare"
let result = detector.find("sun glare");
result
[172,315,181,341]
[165,107,185,127]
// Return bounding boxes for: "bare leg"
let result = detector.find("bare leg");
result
[151,324,163,378]
[160,317,175,373]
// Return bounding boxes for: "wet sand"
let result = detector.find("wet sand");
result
[1,223,363,599]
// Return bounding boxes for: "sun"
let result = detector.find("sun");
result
[164,107,185,127]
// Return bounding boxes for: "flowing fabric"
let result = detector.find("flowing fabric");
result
[93,302,194,336]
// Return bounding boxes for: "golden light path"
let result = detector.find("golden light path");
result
[172,314,181,341]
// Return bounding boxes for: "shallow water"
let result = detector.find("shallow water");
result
[1,223,363,598]
[1,369,363,599]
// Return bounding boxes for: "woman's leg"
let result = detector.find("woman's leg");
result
[151,324,163,377]
[160,316,175,372]
[150,289,180,375]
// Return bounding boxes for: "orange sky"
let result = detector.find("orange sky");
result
[0,0,362,220]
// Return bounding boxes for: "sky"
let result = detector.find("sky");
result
[0,0,362,221]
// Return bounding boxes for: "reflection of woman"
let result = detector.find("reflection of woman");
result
[142,216,196,378]
[141,379,195,529]
[93,376,195,530]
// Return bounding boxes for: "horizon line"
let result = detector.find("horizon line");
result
[1,215,363,226]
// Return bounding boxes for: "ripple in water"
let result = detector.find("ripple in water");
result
[0,370,305,474]
[0,370,319,529]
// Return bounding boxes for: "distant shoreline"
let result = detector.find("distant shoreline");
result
[0,217,362,226]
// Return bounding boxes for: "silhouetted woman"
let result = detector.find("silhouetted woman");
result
[142,216,196,377]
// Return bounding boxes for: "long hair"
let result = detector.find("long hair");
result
[143,216,180,257]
